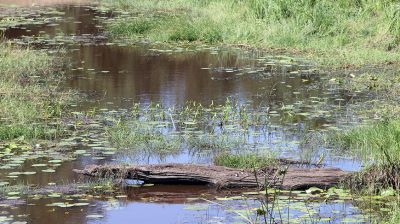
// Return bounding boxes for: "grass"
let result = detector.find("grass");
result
[105,101,272,158]
[383,208,400,224]
[214,153,276,169]
[105,101,295,170]
[343,71,400,93]
[335,119,400,166]
[334,119,400,195]
[107,120,182,156]
[100,0,400,67]
[0,44,70,141]
[0,184,31,198]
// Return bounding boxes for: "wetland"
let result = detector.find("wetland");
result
[1,1,400,224]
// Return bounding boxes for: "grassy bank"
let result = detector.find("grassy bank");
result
[334,119,400,201]
[335,120,400,166]
[384,209,400,224]
[0,44,70,141]
[99,0,400,67]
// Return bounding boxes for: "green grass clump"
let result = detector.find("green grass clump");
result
[0,44,70,141]
[214,153,276,169]
[0,184,31,198]
[383,207,400,224]
[108,15,223,44]
[108,17,157,36]
[333,119,400,193]
[335,120,400,166]
[101,0,400,67]
[0,125,59,140]
[107,121,181,155]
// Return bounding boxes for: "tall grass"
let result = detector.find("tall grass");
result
[101,0,400,66]
[107,120,182,156]
[335,120,400,166]
[105,101,272,159]
[332,119,400,195]
[383,207,400,224]
[0,44,70,140]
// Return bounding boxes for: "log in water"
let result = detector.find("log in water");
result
[74,163,349,190]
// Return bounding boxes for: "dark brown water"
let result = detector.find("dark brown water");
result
[0,0,88,6]
[0,3,370,224]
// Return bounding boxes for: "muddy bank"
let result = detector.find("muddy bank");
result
[74,163,349,190]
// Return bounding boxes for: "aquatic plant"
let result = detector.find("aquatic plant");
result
[214,153,276,169]
[107,120,182,156]
[333,119,400,200]
[335,119,400,166]
[0,183,31,199]
[105,100,277,159]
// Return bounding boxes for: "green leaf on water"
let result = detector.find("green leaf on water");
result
[86,214,104,219]
[48,160,62,163]
[72,202,90,206]
[6,196,20,200]
[74,150,87,155]
[306,187,323,195]
[48,193,61,198]
[8,172,21,176]
[32,164,47,167]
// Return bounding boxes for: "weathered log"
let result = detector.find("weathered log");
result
[74,163,349,190]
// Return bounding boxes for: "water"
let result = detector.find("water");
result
[0,2,373,224]
[0,0,88,6]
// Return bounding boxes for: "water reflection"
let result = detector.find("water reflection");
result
[0,0,89,6]
[2,5,102,39]
[66,45,320,109]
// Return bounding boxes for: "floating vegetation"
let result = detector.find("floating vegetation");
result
[0,7,65,31]
[178,186,373,224]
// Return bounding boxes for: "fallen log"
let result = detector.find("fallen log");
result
[74,163,349,190]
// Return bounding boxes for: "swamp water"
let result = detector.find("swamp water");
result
[0,2,385,224]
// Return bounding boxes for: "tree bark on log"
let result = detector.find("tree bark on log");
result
[74,163,349,190]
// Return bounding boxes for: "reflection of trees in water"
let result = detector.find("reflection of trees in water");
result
[6,196,105,224]
[66,45,322,109]
[3,6,101,39]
